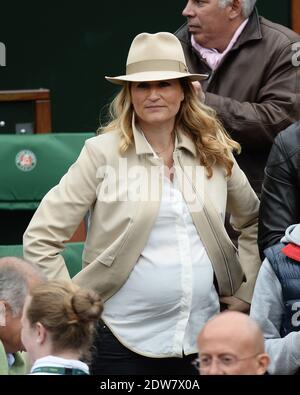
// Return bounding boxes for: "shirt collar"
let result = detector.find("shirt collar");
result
[231,8,262,49]
[131,114,197,158]
[6,353,15,368]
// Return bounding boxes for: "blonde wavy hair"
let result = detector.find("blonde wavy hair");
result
[99,79,240,177]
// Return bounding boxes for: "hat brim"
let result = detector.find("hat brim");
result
[281,243,300,262]
[105,71,208,85]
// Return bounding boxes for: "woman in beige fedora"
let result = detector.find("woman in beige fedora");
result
[23,32,260,375]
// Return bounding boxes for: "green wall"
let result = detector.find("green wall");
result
[0,1,292,134]
[257,0,291,25]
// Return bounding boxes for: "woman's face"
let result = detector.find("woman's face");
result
[0,302,23,353]
[130,79,184,129]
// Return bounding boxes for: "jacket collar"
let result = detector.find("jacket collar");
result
[231,8,262,50]
[0,340,26,375]
[132,114,153,155]
[132,114,197,157]
[176,128,197,157]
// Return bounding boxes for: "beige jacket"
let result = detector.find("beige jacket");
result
[23,125,260,303]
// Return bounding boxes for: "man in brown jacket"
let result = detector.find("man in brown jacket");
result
[176,0,300,194]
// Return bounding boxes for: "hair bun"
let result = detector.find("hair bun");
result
[70,289,103,323]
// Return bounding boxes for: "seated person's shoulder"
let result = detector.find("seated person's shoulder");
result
[273,121,300,158]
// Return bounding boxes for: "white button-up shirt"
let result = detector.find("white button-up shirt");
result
[102,146,220,357]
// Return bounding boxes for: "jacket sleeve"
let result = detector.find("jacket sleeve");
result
[226,156,261,303]
[250,259,300,375]
[205,44,300,148]
[23,140,102,280]
[258,133,300,257]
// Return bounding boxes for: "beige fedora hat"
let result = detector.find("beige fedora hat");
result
[105,32,207,84]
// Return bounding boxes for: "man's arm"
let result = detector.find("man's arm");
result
[205,43,300,148]
[225,156,261,304]
[250,259,300,375]
[23,141,101,280]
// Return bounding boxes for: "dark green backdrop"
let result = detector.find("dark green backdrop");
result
[0,0,291,133]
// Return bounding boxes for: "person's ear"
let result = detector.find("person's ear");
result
[228,0,243,20]
[35,322,47,345]
[0,301,6,326]
[256,353,270,375]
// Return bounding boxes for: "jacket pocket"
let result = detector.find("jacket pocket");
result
[84,219,133,267]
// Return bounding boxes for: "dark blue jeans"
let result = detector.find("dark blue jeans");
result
[90,322,198,375]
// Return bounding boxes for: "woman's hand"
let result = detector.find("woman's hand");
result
[220,296,250,313]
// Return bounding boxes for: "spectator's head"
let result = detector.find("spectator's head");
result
[104,31,239,179]
[196,311,270,375]
[0,257,44,353]
[182,0,256,51]
[21,280,103,363]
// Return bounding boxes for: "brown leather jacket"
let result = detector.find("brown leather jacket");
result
[175,9,300,193]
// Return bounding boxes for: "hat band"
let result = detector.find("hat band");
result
[126,59,188,75]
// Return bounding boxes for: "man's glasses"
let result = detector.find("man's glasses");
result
[192,353,260,371]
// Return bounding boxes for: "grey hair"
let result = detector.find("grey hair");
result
[218,0,257,18]
[0,257,45,317]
